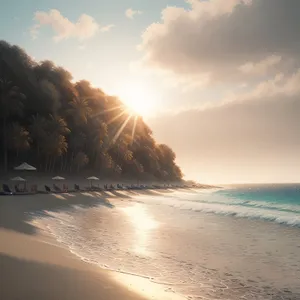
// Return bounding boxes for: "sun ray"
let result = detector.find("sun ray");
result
[112,114,132,144]
[107,110,127,125]
[131,115,138,144]
[91,105,125,118]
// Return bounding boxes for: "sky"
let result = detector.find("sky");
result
[1,0,299,184]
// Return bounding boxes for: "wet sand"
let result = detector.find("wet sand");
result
[0,191,175,300]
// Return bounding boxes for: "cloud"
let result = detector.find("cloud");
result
[125,8,143,19]
[78,44,86,51]
[239,55,282,76]
[223,69,300,104]
[32,9,101,41]
[149,71,300,183]
[139,0,300,85]
[30,24,40,40]
[100,24,115,32]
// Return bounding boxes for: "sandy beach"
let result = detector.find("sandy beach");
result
[1,185,299,300]
[0,190,171,300]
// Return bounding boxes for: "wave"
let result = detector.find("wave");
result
[135,190,300,227]
[192,203,300,227]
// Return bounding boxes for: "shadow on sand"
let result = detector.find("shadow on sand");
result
[0,189,195,234]
[0,188,182,236]
[0,192,116,236]
[0,253,145,300]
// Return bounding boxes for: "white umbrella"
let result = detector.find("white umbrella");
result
[14,162,36,171]
[10,176,26,182]
[87,176,99,180]
[52,176,65,180]
[11,176,27,192]
[87,176,99,188]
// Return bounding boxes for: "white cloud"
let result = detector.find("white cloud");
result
[125,8,143,19]
[138,0,300,86]
[239,55,282,75]
[32,9,102,41]
[222,69,300,106]
[30,24,40,40]
[100,24,115,32]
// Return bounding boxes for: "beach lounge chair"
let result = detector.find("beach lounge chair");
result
[3,184,13,194]
[63,184,68,192]
[30,184,38,193]
[15,185,22,193]
[45,185,51,192]
[117,184,124,190]
[53,184,62,192]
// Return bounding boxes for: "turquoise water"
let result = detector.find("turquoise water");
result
[214,184,300,224]
[130,184,300,227]
[220,184,300,205]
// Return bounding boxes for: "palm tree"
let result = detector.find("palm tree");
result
[0,41,183,180]
[74,151,89,172]
[101,152,114,170]
[123,149,133,162]
[29,114,48,156]
[87,121,108,165]
[41,133,68,171]
[7,123,31,160]
[68,131,86,171]
[68,97,92,125]
[47,114,70,135]
[0,78,26,171]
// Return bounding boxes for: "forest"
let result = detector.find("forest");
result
[0,41,182,181]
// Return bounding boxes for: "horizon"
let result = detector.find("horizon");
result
[1,0,299,183]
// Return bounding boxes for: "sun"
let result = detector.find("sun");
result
[116,80,158,117]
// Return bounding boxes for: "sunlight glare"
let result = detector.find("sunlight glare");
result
[117,80,158,117]
[121,204,158,255]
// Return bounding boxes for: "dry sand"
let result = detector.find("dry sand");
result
[0,191,177,300]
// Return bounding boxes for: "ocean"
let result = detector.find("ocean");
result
[33,184,300,299]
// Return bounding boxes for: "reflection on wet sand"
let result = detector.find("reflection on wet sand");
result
[113,272,185,300]
[121,204,158,256]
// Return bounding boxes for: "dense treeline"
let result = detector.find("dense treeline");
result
[0,41,182,180]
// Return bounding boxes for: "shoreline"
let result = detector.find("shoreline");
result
[0,175,217,195]
[2,187,299,300]
[0,189,189,300]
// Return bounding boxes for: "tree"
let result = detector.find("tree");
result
[0,40,183,179]
[29,114,48,156]
[7,123,30,159]
[47,114,70,136]
[0,78,25,171]
[74,151,89,172]
[68,96,92,125]
[41,133,68,171]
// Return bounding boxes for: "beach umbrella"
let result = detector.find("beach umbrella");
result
[52,176,66,191]
[87,176,99,180]
[14,162,36,171]
[52,176,65,180]
[10,176,27,191]
[13,163,36,191]
[87,176,99,188]
[10,176,26,182]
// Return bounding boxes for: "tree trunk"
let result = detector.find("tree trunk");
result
[45,156,49,172]
[70,152,75,172]
[3,117,8,172]
[60,156,64,171]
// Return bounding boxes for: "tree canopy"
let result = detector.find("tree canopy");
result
[0,41,182,181]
